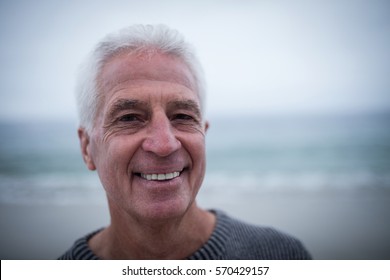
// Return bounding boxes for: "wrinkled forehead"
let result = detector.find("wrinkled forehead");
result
[97,51,198,101]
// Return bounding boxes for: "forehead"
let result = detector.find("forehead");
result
[98,51,197,101]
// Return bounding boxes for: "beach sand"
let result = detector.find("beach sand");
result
[1,188,389,260]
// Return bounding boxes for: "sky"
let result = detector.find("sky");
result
[0,0,389,121]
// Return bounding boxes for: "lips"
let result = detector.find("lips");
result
[139,171,182,181]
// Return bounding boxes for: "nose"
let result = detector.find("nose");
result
[142,114,181,157]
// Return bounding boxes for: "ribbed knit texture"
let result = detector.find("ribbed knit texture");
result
[59,210,311,260]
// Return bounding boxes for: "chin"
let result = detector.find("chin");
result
[137,198,194,221]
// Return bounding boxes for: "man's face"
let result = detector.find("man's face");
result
[80,51,208,221]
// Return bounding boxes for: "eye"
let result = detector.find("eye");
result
[173,114,194,121]
[118,114,142,122]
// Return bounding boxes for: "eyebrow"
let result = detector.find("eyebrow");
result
[106,99,147,120]
[168,100,202,118]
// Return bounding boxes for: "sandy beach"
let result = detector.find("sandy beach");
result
[1,188,389,260]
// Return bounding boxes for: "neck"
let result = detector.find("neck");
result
[89,202,215,259]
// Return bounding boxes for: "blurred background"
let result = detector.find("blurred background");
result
[0,0,389,259]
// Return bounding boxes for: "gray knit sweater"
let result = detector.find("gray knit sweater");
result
[59,210,311,260]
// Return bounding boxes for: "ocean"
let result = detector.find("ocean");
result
[1,113,390,205]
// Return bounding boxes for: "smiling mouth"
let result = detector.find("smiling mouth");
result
[139,171,182,181]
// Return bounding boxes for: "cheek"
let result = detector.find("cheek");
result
[186,136,207,178]
[193,135,207,160]
[92,137,138,185]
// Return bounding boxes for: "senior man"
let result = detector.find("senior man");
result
[59,24,311,260]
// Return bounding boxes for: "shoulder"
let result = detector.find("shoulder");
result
[58,229,102,260]
[216,211,311,260]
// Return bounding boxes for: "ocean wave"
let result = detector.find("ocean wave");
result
[202,171,390,193]
[1,170,389,205]
[0,173,106,205]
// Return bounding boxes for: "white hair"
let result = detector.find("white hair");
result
[76,24,206,133]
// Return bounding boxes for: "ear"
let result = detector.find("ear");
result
[204,121,210,133]
[78,127,96,171]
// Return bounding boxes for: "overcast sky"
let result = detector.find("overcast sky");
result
[0,0,389,121]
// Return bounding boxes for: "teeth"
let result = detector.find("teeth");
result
[140,171,180,181]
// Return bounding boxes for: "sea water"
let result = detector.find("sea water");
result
[0,113,389,205]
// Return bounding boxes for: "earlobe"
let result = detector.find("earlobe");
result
[204,121,210,133]
[78,127,96,171]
